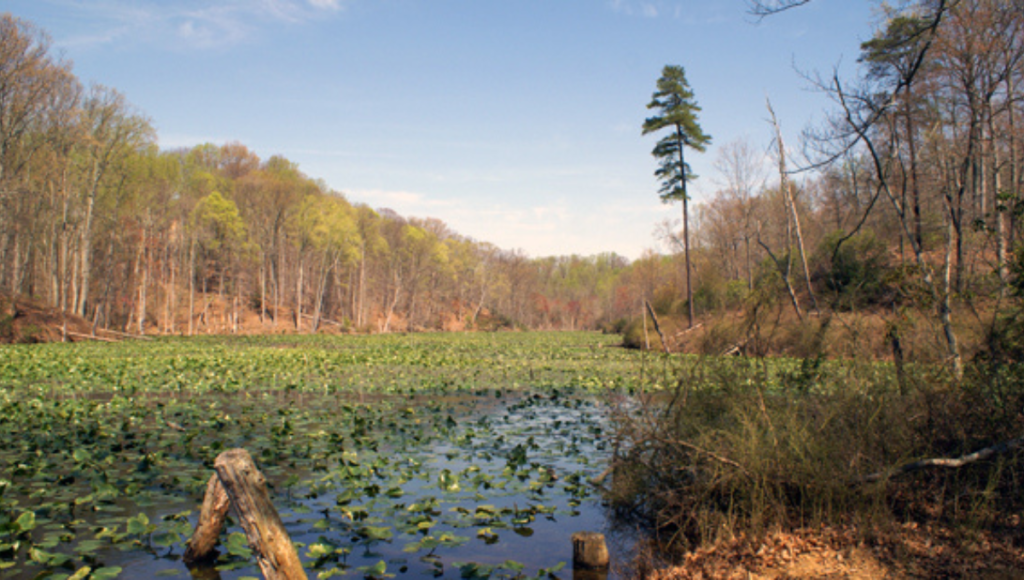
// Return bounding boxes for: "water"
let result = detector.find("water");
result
[47,391,637,579]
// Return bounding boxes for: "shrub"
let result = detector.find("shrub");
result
[608,355,1024,551]
[650,287,682,317]
[813,230,890,309]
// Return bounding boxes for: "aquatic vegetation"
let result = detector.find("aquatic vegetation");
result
[0,332,642,579]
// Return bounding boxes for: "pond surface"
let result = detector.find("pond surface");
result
[0,333,649,580]
[105,391,634,579]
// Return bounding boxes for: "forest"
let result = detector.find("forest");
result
[0,0,1023,367]
[4,1,1024,577]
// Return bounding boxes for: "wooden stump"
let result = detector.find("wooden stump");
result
[571,531,610,570]
[183,474,232,564]
[184,449,306,580]
[214,449,306,580]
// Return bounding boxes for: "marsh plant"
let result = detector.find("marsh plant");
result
[607,347,1024,552]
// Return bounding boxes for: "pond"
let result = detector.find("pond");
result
[0,333,651,579]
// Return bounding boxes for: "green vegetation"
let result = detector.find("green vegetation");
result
[0,332,642,579]
[608,343,1024,564]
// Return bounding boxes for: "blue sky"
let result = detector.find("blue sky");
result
[7,0,876,259]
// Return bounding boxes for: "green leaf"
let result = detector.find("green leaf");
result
[152,531,179,548]
[225,532,252,558]
[15,511,36,533]
[361,525,392,541]
[127,513,151,534]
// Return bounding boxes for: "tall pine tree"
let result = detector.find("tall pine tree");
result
[643,65,711,328]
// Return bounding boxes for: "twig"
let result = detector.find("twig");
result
[661,436,751,477]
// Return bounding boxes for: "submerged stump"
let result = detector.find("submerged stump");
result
[184,448,306,580]
[183,474,231,564]
[572,531,610,570]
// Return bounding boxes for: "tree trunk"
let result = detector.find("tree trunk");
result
[273,253,281,328]
[295,258,304,331]
[312,257,332,333]
[990,102,1008,289]
[383,272,401,333]
[943,204,963,378]
[188,239,196,337]
[768,98,817,314]
[674,124,694,329]
[906,89,924,251]
[137,223,148,335]
[76,164,100,317]
[357,243,366,328]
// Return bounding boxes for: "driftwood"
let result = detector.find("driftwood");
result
[858,436,1024,484]
[184,449,306,579]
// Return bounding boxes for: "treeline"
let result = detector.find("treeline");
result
[0,14,647,335]
[647,0,1024,369]
[3,0,1024,346]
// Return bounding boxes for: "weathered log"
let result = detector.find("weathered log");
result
[183,474,231,564]
[213,449,306,580]
[571,531,610,570]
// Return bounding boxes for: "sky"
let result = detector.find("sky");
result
[6,0,878,260]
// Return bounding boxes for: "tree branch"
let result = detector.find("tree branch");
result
[858,436,1024,484]
[748,0,813,19]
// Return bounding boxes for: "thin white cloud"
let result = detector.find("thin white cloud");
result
[177,7,252,48]
[608,1,725,23]
[607,0,633,16]
[44,0,344,51]
[308,0,343,9]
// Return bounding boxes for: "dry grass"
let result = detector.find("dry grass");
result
[609,314,1024,578]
